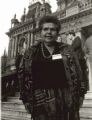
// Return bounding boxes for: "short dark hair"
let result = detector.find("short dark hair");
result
[39,15,61,34]
[69,30,75,36]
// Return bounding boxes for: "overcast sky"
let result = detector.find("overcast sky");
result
[0,0,57,57]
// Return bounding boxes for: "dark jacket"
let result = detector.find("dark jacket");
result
[18,42,87,113]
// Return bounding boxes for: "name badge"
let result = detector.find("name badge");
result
[52,54,62,60]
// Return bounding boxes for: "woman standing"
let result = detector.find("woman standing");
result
[18,15,87,120]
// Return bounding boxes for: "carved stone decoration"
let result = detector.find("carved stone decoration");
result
[60,18,82,34]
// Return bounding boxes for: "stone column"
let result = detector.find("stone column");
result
[30,32,34,46]
[30,24,34,46]
[27,32,30,48]
[81,30,92,98]
[87,58,92,91]
[13,37,15,57]
[11,38,15,58]
[13,36,18,57]
[76,29,92,98]
[85,35,92,95]
[10,38,13,58]
[8,38,12,58]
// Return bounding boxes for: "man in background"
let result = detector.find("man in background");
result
[67,30,89,106]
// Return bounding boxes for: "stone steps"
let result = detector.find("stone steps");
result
[2,102,25,110]
[2,106,28,113]
[2,104,31,117]
[1,92,31,120]
[80,103,92,113]
[80,97,92,120]
[83,98,92,104]
[80,113,92,120]
[1,92,92,120]
[80,111,92,118]
[2,104,31,120]
[2,114,31,120]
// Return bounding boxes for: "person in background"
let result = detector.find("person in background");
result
[68,30,89,105]
[67,30,83,59]
[18,15,87,120]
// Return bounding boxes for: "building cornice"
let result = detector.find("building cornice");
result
[6,19,35,36]
[58,8,92,33]
[59,8,92,24]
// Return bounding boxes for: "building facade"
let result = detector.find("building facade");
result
[2,0,92,100]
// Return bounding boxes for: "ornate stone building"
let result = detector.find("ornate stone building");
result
[56,0,92,96]
[2,0,92,99]
[2,0,52,100]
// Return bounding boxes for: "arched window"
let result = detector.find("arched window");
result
[18,38,27,55]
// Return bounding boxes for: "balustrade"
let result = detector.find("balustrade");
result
[79,2,92,12]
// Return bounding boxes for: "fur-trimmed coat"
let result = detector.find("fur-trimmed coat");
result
[18,42,87,118]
